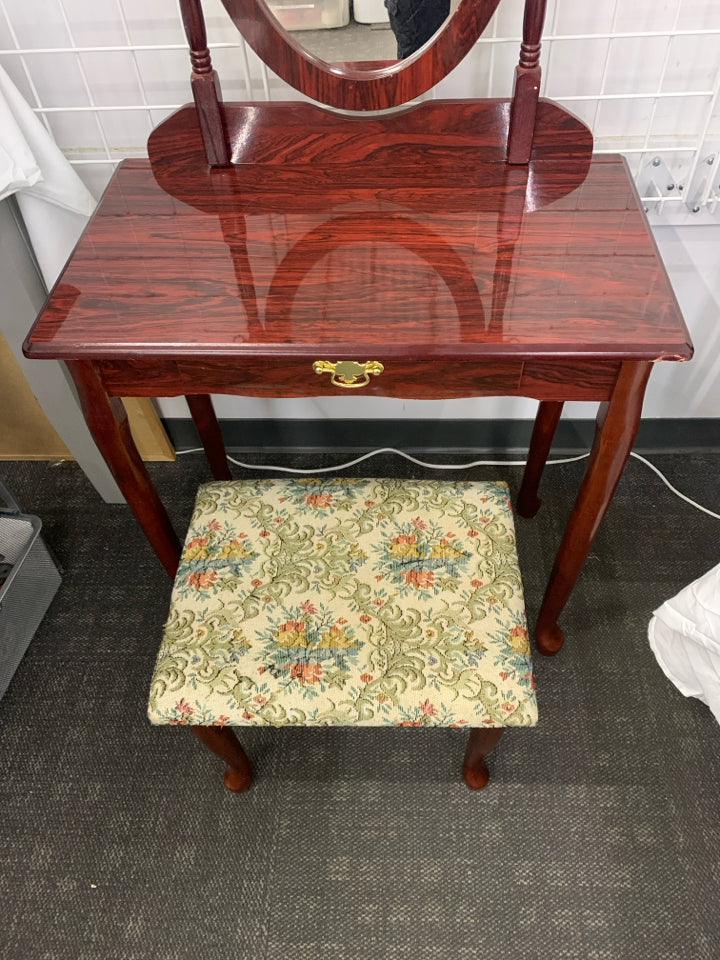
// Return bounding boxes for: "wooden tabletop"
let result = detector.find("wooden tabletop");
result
[24,100,691,365]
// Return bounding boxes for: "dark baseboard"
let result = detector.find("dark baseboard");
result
[163,418,720,455]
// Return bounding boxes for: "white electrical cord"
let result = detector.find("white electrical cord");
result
[176,445,719,520]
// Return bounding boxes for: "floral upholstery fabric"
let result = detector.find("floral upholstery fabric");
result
[148,478,537,728]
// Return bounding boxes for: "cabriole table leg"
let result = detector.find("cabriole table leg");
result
[65,359,182,579]
[517,400,564,518]
[534,361,652,656]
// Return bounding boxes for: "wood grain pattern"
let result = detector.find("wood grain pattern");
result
[24,134,690,366]
[147,100,593,199]
[94,358,621,402]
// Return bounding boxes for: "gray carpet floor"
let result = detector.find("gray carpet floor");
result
[1,451,718,960]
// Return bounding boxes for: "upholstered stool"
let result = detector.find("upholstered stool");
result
[148,478,537,790]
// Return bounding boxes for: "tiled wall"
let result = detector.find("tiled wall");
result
[1,0,719,211]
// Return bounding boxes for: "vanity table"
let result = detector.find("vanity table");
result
[22,0,692,655]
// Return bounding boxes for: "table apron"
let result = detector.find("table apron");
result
[97,357,622,401]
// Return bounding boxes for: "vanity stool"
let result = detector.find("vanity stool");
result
[148,477,537,790]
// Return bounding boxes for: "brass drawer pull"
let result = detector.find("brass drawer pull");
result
[313,359,384,389]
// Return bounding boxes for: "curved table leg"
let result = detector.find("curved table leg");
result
[66,359,181,579]
[535,361,652,656]
[517,400,564,518]
[186,393,232,481]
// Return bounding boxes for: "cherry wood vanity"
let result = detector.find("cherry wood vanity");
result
[23,0,692,655]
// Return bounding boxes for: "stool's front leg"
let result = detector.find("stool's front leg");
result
[66,359,181,578]
[535,361,652,656]
[191,726,253,792]
[517,400,564,518]
[463,728,504,789]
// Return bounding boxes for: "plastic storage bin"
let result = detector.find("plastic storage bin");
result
[353,0,389,24]
[0,487,61,700]
[268,0,349,31]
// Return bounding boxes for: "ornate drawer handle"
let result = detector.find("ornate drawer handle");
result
[313,359,385,389]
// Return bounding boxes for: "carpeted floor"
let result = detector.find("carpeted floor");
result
[1,451,718,960]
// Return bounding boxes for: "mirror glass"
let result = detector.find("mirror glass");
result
[264,0,454,64]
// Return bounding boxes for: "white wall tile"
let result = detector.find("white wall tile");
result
[613,0,683,35]
[78,50,144,104]
[544,38,610,98]
[603,36,669,96]
[551,0,617,36]
[44,109,108,152]
[133,46,191,103]
[663,33,719,92]
[59,0,129,47]
[21,51,90,107]
[115,0,185,45]
[1,0,71,48]
[0,55,38,103]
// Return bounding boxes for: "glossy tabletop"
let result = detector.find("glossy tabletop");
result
[25,101,691,370]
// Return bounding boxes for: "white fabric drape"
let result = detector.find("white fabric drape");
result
[0,64,95,289]
[649,563,720,724]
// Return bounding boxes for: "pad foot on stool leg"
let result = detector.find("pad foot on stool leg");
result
[535,619,565,657]
[191,726,253,792]
[463,728,504,789]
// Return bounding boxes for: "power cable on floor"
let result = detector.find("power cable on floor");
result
[176,445,719,520]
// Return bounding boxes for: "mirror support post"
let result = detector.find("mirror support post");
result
[507,0,547,164]
[179,0,230,166]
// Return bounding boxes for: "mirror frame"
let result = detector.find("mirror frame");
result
[220,0,503,110]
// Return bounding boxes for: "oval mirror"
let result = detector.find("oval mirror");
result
[220,0,503,110]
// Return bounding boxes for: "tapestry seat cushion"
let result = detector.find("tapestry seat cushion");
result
[148,478,537,728]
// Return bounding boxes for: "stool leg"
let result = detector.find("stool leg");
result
[462,728,504,789]
[191,726,253,792]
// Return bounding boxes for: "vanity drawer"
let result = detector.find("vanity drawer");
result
[173,357,524,399]
[99,356,619,401]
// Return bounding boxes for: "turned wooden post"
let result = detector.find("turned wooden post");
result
[507,0,548,164]
[178,0,230,166]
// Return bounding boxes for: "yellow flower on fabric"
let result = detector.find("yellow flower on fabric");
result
[219,538,253,559]
[508,625,530,654]
[275,620,308,647]
[430,538,463,560]
[183,536,209,560]
[390,534,420,558]
[318,626,354,648]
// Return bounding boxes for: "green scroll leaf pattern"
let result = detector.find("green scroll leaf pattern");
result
[148,479,537,728]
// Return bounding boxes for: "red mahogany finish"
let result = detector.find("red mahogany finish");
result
[463,728,505,789]
[23,0,692,658]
